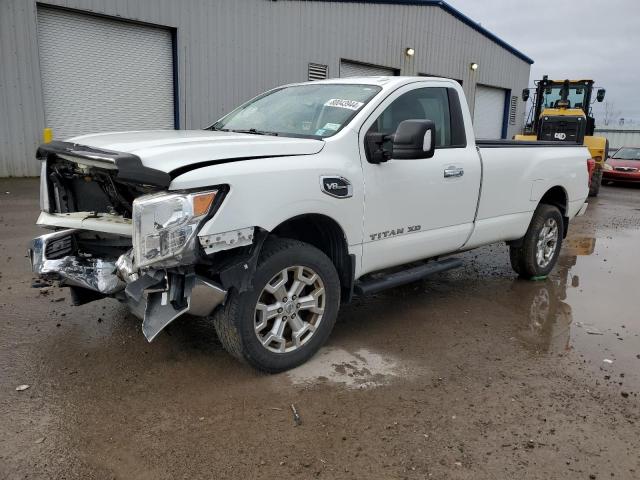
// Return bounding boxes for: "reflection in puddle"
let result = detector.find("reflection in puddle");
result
[509,225,640,390]
[287,347,409,388]
[512,270,573,354]
[560,228,640,388]
[511,229,601,354]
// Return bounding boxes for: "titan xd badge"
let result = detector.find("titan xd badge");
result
[369,225,421,241]
[320,176,353,198]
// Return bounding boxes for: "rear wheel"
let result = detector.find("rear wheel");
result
[510,204,564,279]
[589,166,603,197]
[213,238,340,372]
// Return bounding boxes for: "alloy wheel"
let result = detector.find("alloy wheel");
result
[254,266,326,353]
[536,218,559,268]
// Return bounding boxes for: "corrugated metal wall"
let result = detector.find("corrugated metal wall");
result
[595,129,640,150]
[0,0,46,177]
[0,0,531,177]
[37,7,176,139]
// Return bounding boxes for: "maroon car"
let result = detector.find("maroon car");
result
[603,147,640,183]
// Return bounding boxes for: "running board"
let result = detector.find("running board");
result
[354,258,463,296]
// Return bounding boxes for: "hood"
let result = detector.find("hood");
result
[67,130,325,174]
[607,158,640,169]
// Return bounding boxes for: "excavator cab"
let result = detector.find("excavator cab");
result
[516,76,608,196]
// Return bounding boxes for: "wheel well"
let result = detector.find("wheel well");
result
[270,214,354,301]
[539,186,569,237]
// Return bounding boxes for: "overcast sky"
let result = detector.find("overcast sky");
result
[446,0,640,126]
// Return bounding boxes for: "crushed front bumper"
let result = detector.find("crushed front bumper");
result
[29,229,226,341]
[29,229,125,294]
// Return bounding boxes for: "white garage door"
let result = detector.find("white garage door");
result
[37,8,175,140]
[473,85,507,139]
[340,60,396,78]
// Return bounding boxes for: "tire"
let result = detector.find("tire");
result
[212,238,340,373]
[588,167,603,197]
[510,204,564,279]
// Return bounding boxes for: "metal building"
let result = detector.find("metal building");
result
[0,0,533,177]
[595,128,640,150]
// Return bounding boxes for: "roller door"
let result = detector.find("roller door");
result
[473,85,507,139]
[340,60,396,78]
[37,7,175,140]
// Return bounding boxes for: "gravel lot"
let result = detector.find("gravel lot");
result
[1,178,639,479]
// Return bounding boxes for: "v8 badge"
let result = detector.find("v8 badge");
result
[320,176,353,199]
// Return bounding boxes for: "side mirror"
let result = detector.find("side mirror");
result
[522,88,530,102]
[596,88,606,102]
[364,119,436,163]
[392,119,436,160]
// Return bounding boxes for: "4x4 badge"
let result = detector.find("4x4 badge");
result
[320,176,353,199]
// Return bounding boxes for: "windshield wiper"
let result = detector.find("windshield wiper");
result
[209,125,279,136]
[228,128,279,136]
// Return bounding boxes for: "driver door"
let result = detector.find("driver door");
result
[358,82,481,275]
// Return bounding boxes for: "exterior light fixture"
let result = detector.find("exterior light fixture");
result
[405,47,415,57]
[470,62,479,71]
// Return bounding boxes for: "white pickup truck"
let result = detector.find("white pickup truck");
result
[30,77,590,372]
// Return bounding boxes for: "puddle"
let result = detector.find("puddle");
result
[287,347,409,388]
[559,229,640,387]
[507,235,596,355]
[513,280,574,354]
[514,226,640,391]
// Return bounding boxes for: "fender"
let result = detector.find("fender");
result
[217,228,270,293]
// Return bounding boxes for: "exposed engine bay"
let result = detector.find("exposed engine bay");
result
[43,155,160,218]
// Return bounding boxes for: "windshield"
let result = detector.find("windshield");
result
[212,84,381,138]
[612,147,640,160]
[542,85,588,110]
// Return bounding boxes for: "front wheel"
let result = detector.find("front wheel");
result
[212,238,340,372]
[510,204,564,279]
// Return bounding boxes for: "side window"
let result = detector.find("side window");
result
[369,87,453,147]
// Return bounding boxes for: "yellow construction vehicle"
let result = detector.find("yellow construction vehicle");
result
[515,76,608,196]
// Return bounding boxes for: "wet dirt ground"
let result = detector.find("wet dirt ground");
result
[1,178,639,479]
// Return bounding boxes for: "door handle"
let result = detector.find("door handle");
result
[444,166,464,178]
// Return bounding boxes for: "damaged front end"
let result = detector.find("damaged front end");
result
[29,226,231,341]
[30,141,258,342]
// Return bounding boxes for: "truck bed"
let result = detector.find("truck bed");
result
[476,139,583,148]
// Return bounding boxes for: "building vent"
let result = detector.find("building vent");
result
[308,63,328,81]
[509,96,518,125]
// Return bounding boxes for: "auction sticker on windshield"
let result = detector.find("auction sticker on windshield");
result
[324,98,364,110]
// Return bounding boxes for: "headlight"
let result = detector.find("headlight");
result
[39,162,50,213]
[603,163,613,171]
[132,190,218,269]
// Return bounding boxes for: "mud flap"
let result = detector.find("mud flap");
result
[577,202,588,216]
